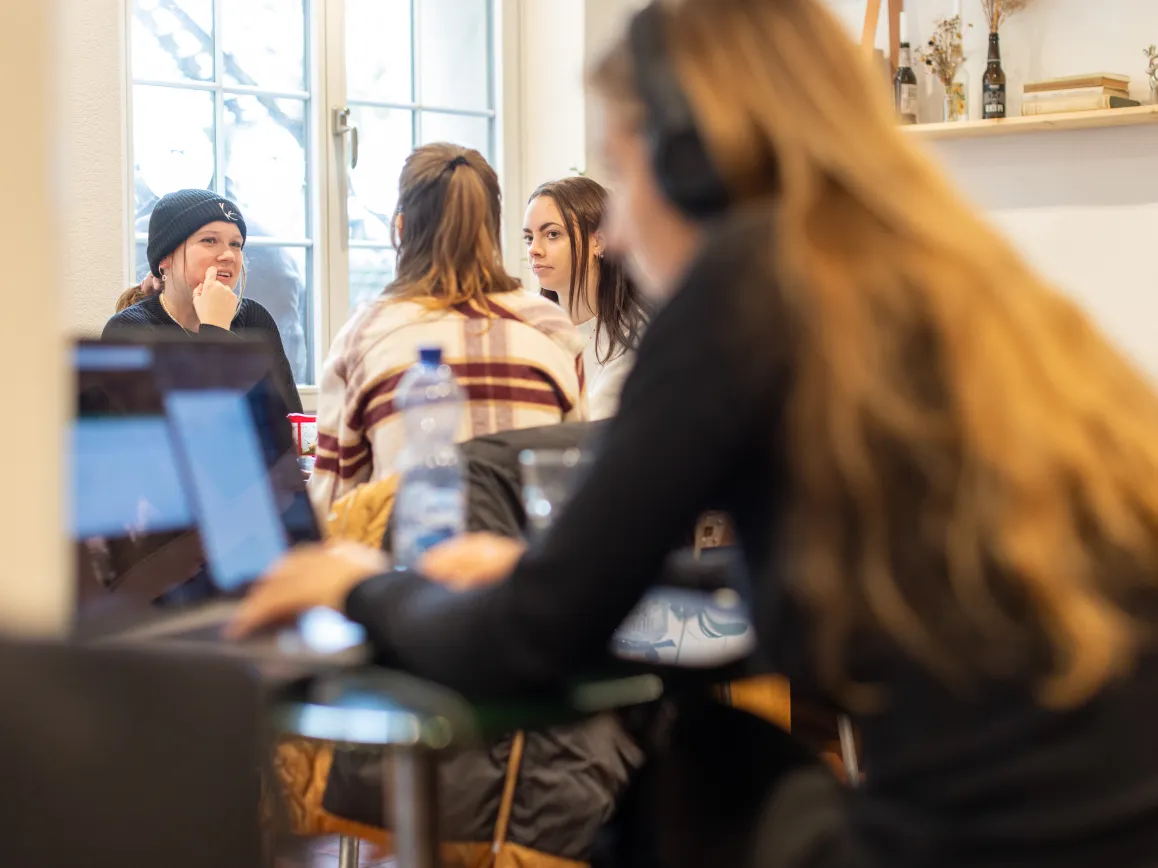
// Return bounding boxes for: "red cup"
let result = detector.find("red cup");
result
[287,413,318,457]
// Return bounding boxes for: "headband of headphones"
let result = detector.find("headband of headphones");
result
[627,1,731,219]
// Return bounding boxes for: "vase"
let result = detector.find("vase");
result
[943,78,968,122]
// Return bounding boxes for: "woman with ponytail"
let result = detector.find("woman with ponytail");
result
[310,143,587,511]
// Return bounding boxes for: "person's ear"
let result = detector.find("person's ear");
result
[395,213,405,236]
[592,229,606,260]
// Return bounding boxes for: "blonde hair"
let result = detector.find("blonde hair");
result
[592,0,1158,708]
[388,143,519,310]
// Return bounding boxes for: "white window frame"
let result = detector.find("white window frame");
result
[124,0,523,409]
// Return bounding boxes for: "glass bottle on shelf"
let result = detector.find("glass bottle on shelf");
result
[894,41,919,124]
[982,32,1007,119]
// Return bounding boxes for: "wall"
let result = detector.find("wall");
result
[0,1,70,634]
[60,0,129,337]
[828,0,1158,380]
[509,0,589,289]
[582,0,646,184]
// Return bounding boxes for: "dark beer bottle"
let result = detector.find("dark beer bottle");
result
[982,32,1007,119]
[894,41,919,125]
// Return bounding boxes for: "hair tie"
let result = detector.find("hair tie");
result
[446,155,469,171]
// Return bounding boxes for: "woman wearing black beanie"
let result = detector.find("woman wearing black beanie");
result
[105,188,302,412]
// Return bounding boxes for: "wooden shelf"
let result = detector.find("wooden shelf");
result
[904,104,1158,141]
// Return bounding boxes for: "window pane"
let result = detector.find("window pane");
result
[348,106,413,242]
[244,245,312,383]
[419,113,491,162]
[222,0,306,93]
[349,247,397,313]
[347,0,412,104]
[134,240,150,283]
[224,95,308,239]
[133,85,216,224]
[418,0,491,111]
[132,0,214,83]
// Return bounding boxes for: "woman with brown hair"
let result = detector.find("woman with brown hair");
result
[525,176,649,419]
[235,2,1158,865]
[309,143,586,511]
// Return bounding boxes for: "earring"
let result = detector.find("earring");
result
[161,271,168,282]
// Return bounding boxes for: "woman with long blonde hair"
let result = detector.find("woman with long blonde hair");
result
[235,3,1158,865]
[308,143,586,511]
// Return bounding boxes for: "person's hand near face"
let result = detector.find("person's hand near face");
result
[192,265,240,330]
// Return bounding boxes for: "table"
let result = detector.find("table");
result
[270,585,757,868]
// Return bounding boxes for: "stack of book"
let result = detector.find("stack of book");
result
[1021,73,1141,116]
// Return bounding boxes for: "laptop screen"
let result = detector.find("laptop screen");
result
[71,417,192,540]
[163,390,288,592]
[72,336,319,621]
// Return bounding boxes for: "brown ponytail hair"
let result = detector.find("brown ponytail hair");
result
[115,273,163,313]
[388,143,520,310]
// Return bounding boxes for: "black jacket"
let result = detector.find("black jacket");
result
[103,294,302,414]
[324,421,644,862]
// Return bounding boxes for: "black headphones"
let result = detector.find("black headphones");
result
[628,1,731,220]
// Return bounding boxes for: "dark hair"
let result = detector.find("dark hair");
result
[528,177,648,363]
[390,143,520,310]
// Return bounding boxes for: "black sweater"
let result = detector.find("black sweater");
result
[343,211,1158,866]
[102,294,303,414]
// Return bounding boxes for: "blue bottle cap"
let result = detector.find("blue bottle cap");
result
[418,346,443,366]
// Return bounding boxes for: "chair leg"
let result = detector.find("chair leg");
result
[837,715,861,787]
[338,834,361,868]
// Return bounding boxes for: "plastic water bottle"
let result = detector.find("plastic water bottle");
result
[392,347,465,568]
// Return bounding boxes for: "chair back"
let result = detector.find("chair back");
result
[0,639,267,868]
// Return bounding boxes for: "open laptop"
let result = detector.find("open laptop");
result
[72,336,368,668]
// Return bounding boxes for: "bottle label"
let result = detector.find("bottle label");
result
[982,83,1006,118]
[898,46,912,68]
[899,83,918,119]
[394,481,465,567]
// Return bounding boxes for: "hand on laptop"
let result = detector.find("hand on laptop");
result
[420,533,525,591]
[226,541,388,639]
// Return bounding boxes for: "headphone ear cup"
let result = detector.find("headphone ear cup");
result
[650,127,732,221]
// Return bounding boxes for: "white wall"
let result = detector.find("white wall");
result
[0,1,70,635]
[827,0,1158,380]
[60,0,130,338]
[510,0,589,288]
[583,0,646,184]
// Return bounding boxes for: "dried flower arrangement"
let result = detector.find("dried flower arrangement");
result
[979,0,1034,33]
[919,16,971,88]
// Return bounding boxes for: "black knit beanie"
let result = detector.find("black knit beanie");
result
[147,189,248,278]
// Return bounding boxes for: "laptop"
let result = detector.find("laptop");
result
[72,336,368,669]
